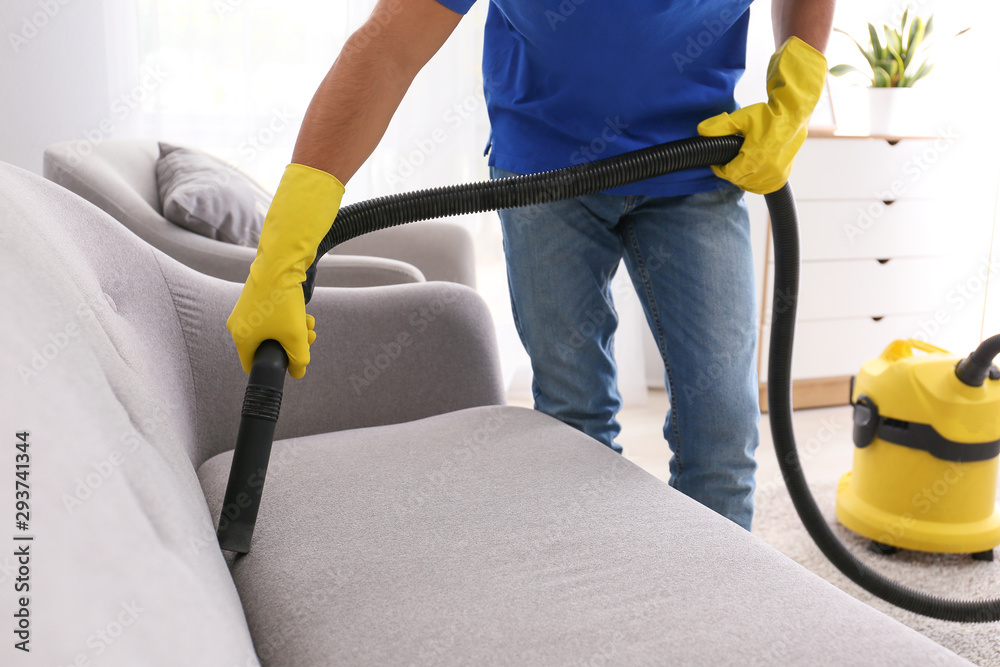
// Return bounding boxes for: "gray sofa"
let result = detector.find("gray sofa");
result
[43,139,477,288]
[0,161,969,665]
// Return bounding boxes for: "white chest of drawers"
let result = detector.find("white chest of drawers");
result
[757,134,999,408]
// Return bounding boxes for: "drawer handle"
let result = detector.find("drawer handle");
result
[876,258,891,265]
[881,199,896,206]
[871,316,885,322]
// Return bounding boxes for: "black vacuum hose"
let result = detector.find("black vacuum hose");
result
[222,135,1000,622]
[956,333,1000,387]
[301,136,745,301]
[768,188,1000,623]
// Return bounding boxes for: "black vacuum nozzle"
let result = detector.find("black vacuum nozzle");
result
[217,339,288,553]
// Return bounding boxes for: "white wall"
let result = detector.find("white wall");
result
[0,1,142,174]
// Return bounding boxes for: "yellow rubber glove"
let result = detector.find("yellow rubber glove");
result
[698,36,827,194]
[226,163,344,378]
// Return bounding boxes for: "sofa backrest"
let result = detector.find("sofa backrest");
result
[0,162,258,664]
[6,159,202,460]
[45,138,164,228]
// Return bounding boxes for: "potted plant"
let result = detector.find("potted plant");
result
[830,9,965,134]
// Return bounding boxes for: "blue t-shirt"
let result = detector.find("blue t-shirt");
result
[436,0,752,196]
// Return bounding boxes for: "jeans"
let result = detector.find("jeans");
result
[492,167,759,529]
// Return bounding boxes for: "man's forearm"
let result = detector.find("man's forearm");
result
[290,0,462,184]
[291,34,411,184]
[771,0,836,52]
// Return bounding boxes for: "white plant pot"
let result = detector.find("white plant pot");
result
[867,87,925,136]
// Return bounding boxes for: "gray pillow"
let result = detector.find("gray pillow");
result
[155,142,271,246]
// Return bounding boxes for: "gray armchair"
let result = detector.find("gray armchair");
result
[43,139,476,288]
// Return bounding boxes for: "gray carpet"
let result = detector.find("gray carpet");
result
[753,481,1000,666]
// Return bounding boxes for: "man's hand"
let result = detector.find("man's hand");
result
[698,36,827,195]
[226,164,344,378]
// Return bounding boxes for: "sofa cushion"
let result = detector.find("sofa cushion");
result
[199,406,968,666]
[155,142,270,246]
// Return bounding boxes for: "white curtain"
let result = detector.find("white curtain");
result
[135,0,493,232]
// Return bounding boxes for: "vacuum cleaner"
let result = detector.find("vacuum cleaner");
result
[214,133,1000,623]
[839,338,1000,560]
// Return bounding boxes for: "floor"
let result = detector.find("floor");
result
[508,389,857,501]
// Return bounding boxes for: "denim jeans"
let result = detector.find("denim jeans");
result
[492,167,759,529]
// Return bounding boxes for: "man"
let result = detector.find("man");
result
[227,0,834,530]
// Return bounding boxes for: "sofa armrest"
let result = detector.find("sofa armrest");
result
[332,221,476,287]
[285,280,505,432]
[162,258,506,466]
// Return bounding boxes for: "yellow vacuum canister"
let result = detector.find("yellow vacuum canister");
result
[836,339,1000,559]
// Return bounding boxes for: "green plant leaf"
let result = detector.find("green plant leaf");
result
[884,25,903,57]
[874,57,895,74]
[905,17,926,64]
[829,63,865,78]
[883,28,906,82]
[908,59,934,85]
[868,22,885,61]
[873,65,892,87]
[900,6,909,35]
[835,27,877,73]
[899,59,930,87]
[925,14,934,37]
